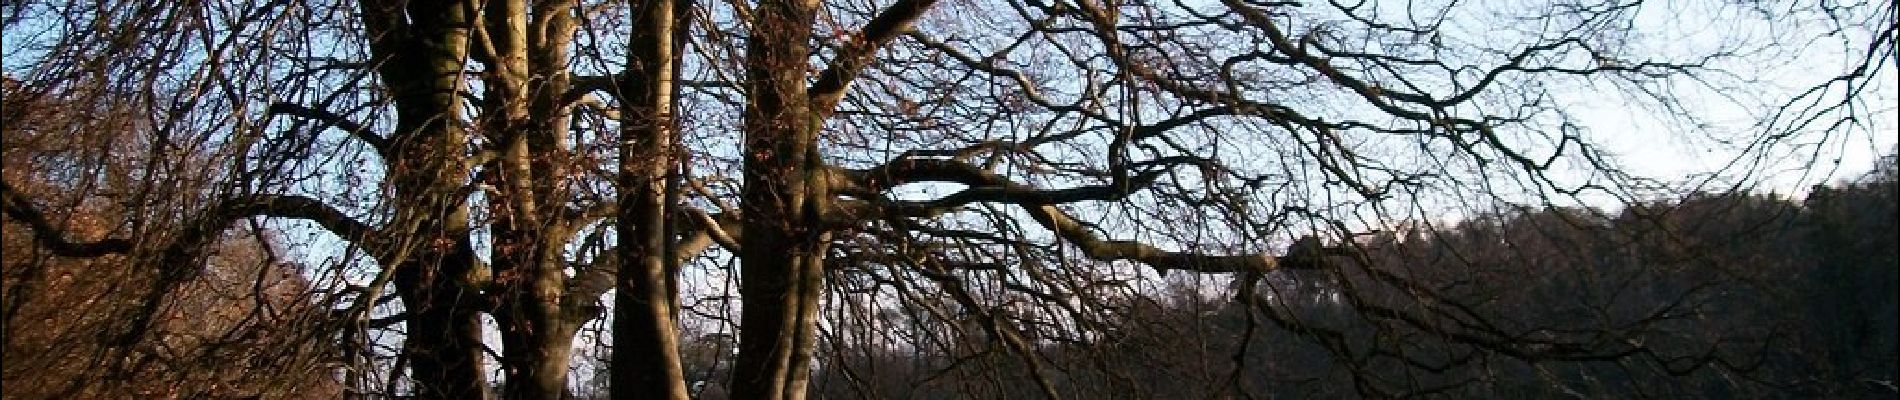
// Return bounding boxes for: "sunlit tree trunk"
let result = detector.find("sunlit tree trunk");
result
[611,0,693,397]
[474,0,592,397]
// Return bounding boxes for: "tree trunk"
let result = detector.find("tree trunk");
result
[394,247,489,400]
[612,0,692,397]
[491,233,587,400]
[386,144,485,400]
[496,309,580,399]
[364,1,490,397]
[732,0,829,398]
[471,0,591,397]
[501,328,578,399]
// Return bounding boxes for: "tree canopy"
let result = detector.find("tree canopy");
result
[0,0,1894,398]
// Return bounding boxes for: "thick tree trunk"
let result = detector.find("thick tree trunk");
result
[394,247,489,400]
[732,0,829,398]
[495,312,579,399]
[731,248,827,400]
[492,235,586,400]
[611,0,692,397]
[500,328,577,399]
[386,155,485,400]
[470,0,590,397]
[364,1,490,397]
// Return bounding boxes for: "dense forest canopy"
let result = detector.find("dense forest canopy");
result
[0,0,1894,398]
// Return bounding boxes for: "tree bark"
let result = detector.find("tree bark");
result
[393,248,490,400]
[470,0,593,397]
[490,228,587,400]
[612,0,692,397]
[362,0,490,398]
[732,0,829,398]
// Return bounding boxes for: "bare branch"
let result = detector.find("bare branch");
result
[567,208,743,303]
[808,0,942,114]
[1,178,384,262]
[836,158,1167,210]
[0,180,135,257]
[833,158,1351,275]
[162,193,386,265]
[267,102,392,158]
[565,74,617,105]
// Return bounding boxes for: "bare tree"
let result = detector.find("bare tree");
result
[2,77,341,397]
[0,0,1891,398]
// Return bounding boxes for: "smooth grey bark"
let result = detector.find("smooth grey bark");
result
[461,0,602,398]
[610,0,692,396]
